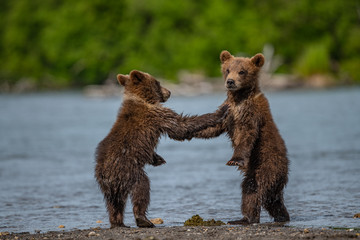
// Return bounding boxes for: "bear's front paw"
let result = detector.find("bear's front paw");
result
[226,157,246,167]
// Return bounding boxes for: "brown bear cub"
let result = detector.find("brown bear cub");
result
[95,70,226,228]
[194,51,290,224]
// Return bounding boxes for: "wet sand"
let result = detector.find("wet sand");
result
[1,225,359,240]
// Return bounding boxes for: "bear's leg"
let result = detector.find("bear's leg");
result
[105,193,130,228]
[131,172,154,228]
[228,176,261,225]
[263,191,290,222]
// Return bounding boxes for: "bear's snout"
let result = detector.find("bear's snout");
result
[226,79,236,88]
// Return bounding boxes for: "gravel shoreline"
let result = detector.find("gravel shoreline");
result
[1,225,359,240]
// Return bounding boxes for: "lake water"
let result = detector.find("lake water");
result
[0,88,359,233]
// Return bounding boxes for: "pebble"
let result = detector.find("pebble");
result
[88,231,97,236]
[353,213,360,218]
[58,225,65,228]
[96,220,103,223]
[303,229,310,233]
[150,218,164,224]
[145,237,156,240]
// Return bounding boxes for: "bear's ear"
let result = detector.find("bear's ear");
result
[117,74,129,86]
[130,70,145,84]
[220,50,233,64]
[251,53,265,68]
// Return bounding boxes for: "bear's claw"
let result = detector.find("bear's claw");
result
[152,153,167,166]
[226,157,245,167]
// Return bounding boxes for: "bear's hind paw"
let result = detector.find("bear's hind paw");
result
[136,216,155,228]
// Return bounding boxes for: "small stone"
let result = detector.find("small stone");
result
[58,225,65,228]
[303,229,310,233]
[150,218,164,224]
[96,220,103,223]
[353,213,360,218]
[88,231,97,236]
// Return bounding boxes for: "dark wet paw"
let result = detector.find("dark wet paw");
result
[136,216,155,228]
[226,157,245,167]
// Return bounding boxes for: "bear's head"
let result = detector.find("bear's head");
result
[117,70,171,104]
[220,50,265,92]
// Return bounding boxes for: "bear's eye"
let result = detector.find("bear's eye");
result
[226,69,230,74]
[239,71,246,75]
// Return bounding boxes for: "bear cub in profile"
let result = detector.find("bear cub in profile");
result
[95,70,226,228]
[194,51,290,224]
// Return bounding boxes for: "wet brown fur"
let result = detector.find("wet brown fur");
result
[194,51,290,224]
[95,70,225,228]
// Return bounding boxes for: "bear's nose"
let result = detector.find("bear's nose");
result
[226,79,235,86]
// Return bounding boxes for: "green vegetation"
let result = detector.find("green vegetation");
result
[184,215,226,226]
[0,0,359,89]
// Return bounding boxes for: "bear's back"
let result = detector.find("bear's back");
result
[253,94,288,161]
[96,99,162,167]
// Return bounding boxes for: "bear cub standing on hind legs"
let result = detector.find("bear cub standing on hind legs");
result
[193,51,290,224]
[95,70,226,228]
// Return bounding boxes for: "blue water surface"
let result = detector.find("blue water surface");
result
[0,87,359,233]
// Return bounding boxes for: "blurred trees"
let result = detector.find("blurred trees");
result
[0,0,359,89]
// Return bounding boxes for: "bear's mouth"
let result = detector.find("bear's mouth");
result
[225,84,239,90]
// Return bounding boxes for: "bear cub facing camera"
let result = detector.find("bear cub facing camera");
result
[95,70,226,228]
[194,51,290,224]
